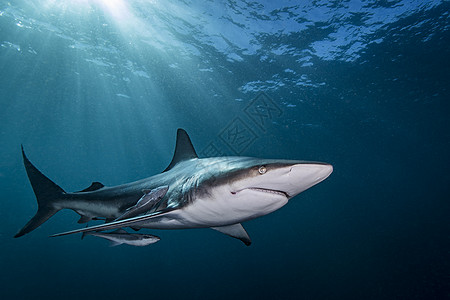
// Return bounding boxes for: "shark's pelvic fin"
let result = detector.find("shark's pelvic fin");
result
[77,215,92,224]
[15,146,66,238]
[109,241,122,247]
[76,182,104,193]
[211,223,252,246]
[163,128,198,172]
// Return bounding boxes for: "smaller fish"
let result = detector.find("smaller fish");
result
[115,186,169,221]
[82,229,160,247]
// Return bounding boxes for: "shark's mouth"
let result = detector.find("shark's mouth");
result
[233,188,289,198]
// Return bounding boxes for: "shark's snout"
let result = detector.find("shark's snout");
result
[290,163,333,181]
[285,163,333,197]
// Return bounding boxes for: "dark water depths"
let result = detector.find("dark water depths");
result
[1,1,449,299]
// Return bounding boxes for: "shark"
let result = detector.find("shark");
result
[15,129,333,246]
[81,229,160,247]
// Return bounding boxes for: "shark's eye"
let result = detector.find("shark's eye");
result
[258,166,267,174]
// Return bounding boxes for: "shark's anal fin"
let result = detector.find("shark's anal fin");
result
[211,223,252,246]
[76,182,104,193]
[163,128,198,172]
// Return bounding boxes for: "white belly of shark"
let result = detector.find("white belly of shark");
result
[141,187,289,229]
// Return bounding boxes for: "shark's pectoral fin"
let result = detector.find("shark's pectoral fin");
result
[211,223,252,246]
[77,215,92,224]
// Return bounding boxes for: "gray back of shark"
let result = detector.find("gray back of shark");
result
[17,129,333,246]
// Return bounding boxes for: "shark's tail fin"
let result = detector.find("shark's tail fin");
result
[14,146,65,238]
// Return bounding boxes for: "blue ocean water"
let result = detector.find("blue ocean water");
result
[0,0,449,299]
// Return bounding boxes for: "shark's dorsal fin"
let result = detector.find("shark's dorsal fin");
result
[211,223,252,246]
[77,182,104,193]
[163,128,198,172]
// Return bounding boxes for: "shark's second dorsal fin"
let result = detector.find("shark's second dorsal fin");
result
[77,182,105,193]
[163,128,198,172]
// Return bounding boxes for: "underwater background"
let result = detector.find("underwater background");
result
[0,0,449,299]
